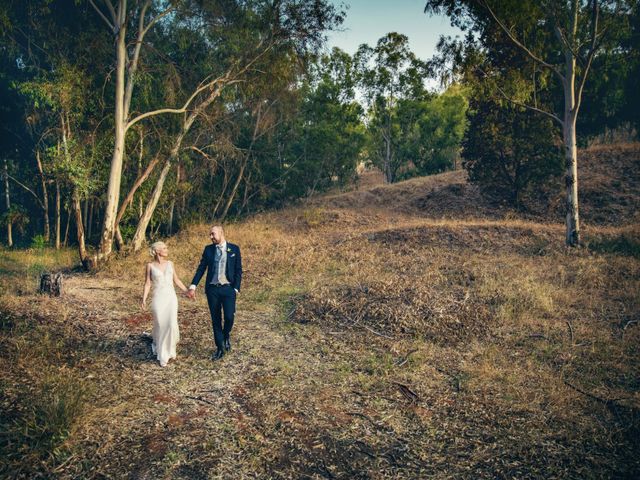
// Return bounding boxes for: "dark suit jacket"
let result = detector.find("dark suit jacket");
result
[191,242,242,292]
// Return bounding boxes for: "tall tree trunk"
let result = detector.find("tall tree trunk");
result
[55,180,61,249]
[562,3,581,247]
[114,156,159,249]
[563,96,580,246]
[63,205,71,247]
[131,158,173,251]
[60,111,88,264]
[88,198,94,240]
[213,166,230,218]
[383,106,393,183]
[384,137,393,183]
[36,150,50,242]
[168,162,180,235]
[72,188,88,268]
[98,12,128,259]
[240,171,252,213]
[3,158,12,247]
[220,158,248,221]
[83,199,88,235]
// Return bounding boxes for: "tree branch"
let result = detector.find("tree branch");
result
[125,77,241,131]
[123,0,152,118]
[88,0,116,32]
[7,174,45,210]
[553,24,584,66]
[576,0,600,112]
[477,67,563,125]
[478,0,563,78]
[125,38,271,132]
[142,4,174,36]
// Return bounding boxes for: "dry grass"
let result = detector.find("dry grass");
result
[1,144,639,478]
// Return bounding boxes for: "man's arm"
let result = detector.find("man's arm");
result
[233,246,242,292]
[190,247,209,290]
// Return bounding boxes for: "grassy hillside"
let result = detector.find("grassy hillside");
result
[1,144,639,478]
[324,142,640,227]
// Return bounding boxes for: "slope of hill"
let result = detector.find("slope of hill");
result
[1,144,638,478]
[320,143,640,227]
[575,143,640,225]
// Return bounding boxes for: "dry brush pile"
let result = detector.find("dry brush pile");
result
[290,281,495,345]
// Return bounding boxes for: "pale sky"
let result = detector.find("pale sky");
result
[326,0,462,62]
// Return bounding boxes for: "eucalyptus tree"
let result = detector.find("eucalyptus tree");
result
[89,0,343,255]
[425,0,632,246]
[287,47,365,195]
[1,0,107,254]
[88,0,182,259]
[356,33,429,183]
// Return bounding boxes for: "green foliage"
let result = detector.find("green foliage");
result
[31,234,48,250]
[0,205,30,234]
[357,33,430,183]
[413,86,468,174]
[284,49,366,195]
[425,0,639,144]
[463,99,562,209]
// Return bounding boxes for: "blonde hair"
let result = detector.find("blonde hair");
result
[149,241,167,259]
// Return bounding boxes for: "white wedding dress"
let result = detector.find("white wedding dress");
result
[150,261,180,366]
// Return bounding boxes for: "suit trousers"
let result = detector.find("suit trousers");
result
[206,285,236,351]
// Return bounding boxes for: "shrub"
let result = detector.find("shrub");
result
[463,100,563,210]
[31,234,48,250]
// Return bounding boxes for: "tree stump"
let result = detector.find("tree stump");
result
[39,272,63,296]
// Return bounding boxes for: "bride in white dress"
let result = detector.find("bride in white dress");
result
[142,241,188,367]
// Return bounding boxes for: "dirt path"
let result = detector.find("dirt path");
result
[60,274,432,479]
[41,206,638,479]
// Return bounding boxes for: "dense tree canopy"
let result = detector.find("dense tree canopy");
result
[425,0,638,245]
[0,0,635,258]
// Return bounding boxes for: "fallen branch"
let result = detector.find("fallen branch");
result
[186,395,216,406]
[395,349,418,367]
[565,320,574,344]
[363,324,394,339]
[621,320,638,340]
[563,380,612,406]
[392,381,420,403]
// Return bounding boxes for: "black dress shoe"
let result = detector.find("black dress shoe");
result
[224,337,231,351]
[212,349,225,361]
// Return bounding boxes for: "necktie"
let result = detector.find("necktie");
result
[213,246,222,283]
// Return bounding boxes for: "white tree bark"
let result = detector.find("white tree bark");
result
[55,180,61,250]
[129,79,233,251]
[89,0,270,260]
[36,150,50,242]
[3,158,11,247]
[480,0,601,246]
[97,0,128,259]
[72,188,88,267]
[130,155,175,251]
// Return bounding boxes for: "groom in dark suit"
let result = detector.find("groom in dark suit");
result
[188,225,242,360]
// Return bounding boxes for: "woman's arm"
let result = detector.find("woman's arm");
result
[142,264,152,309]
[173,262,188,293]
